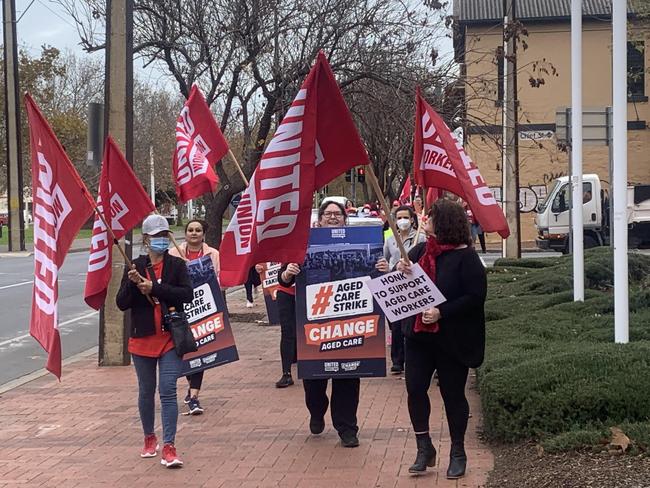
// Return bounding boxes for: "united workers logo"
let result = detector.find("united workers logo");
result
[175,105,212,185]
[331,228,346,239]
[306,276,373,321]
[304,315,380,352]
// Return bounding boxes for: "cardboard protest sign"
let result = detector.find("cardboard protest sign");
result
[295,226,386,379]
[180,256,238,376]
[367,264,446,323]
[259,262,281,325]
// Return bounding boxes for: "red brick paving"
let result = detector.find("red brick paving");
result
[0,290,493,487]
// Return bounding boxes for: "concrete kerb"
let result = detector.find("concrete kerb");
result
[0,285,244,395]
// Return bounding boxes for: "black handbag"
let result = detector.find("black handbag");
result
[146,267,198,357]
[162,305,198,356]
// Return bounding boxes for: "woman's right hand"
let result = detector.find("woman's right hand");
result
[396,258,413,274]
[127,267,143,284]
[283,263,301,281]
[254,264,265,274]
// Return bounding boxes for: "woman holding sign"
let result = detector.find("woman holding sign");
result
[169,219,220,415]
[279,201,386,448]
[397,199,486,479]
[382,205,426,374]
[116,214,193,468]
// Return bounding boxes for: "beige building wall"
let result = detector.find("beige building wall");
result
[462,20,650,242]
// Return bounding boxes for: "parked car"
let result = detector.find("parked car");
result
[0,213,8,226]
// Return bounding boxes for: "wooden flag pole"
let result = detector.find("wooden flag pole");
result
[228,149,249,187]
[365,165,409,261]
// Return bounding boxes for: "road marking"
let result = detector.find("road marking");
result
[0,311,99,347]
[0,280,33,290]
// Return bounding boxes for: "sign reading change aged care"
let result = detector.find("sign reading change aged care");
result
[367,264,446,323]
[180,256,238,376]
[295,226,386,379]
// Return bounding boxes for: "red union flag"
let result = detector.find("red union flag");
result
[84,137,156,309]
[219,52,369,286]
[25,94,96,379]
[399,175,412,204]
[413,89,509,238]
[173,85,229,203]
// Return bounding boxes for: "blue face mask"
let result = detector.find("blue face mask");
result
[149,237,169,254]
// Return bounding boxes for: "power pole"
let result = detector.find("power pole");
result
[501,0,521,258]
[98,0,134,366]
[3,0,25,251]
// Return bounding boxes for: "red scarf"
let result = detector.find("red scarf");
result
[414,237,456,333]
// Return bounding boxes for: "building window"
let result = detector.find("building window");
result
[628,41,645,100]
[496,46,504,103]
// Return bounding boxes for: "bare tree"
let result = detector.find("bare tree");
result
[59,0,449,245]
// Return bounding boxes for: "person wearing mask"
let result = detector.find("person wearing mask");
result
[116,214,193,468]
[397,199,487,479]
[279,201,386,448]
[169,219,220,415]
[380,206,426,374]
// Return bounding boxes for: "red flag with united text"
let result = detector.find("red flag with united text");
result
[219,52,370,286]
[413,89,509,238]
[84,137,156,309]
[173,85,229,203]
[25,93,96,379]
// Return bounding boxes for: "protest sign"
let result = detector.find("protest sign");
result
[295,226,386,379]
[367,263,446,323]
[259,262,281,325]
[180,256,238,376]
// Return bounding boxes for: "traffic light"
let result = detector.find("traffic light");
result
[357,167,365,183]
[345,169,352,182]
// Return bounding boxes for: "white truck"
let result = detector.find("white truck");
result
[534,174,650,253]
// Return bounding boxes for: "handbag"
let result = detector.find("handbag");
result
[146,266,198,356]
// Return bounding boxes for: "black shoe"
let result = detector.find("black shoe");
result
[340,431,360,448]
[275,373,294,388]
[446,444,467,479]
[187,397,204,415]
[390,364,404,374]
[183,388,191,404]
[408,435,436,474]
[309,416,325,435]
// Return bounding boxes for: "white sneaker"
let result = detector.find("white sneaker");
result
[246,301,254,308]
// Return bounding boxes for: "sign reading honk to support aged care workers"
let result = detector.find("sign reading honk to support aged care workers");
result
[367,264,446,323]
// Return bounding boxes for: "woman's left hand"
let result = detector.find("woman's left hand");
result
[422,307,441,324]
[375,258,389,273]
[137,279,153,295]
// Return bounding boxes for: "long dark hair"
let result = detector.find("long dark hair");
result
[428,199,472,246]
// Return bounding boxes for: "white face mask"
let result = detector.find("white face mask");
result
[396,218,411,231]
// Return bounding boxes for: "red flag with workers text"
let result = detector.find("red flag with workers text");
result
[25,93,96,379]
[219,52,370,286]
[173,85,229,203]
[84,137,156,309]
[413,89,509,238]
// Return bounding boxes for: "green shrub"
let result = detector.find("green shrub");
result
[541,429,607,453]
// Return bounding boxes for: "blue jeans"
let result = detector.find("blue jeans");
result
[132,349,182,444]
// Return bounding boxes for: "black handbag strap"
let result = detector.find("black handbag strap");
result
[145,265,170,316]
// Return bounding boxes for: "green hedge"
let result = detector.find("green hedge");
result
[479,248,650,451]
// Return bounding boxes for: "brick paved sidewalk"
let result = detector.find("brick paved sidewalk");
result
[0,290,493,488]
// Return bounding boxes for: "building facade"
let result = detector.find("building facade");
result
[454,0,650,241]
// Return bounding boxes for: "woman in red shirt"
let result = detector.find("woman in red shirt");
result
[116,215,193,468]
[169,219,220,415]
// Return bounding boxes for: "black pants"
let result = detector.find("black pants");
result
[390,321,405,368]
[245,267,261,302]
[186,370,204,390]
[405,338,469,443]
[277,291,297,373]
[477,232,486,253]
[303,378,360,436]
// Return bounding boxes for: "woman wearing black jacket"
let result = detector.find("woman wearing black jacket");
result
[116,215,193,468]
[278,200,385,448]
[397,199,487,479]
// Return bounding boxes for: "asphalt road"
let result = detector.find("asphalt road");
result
[0,251,98,386]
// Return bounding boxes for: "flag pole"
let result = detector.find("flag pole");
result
[150,209,186,259]
[365,165,409,261]
[227,149,249,187]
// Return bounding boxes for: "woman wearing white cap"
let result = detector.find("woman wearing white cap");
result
[116,214,193,468]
